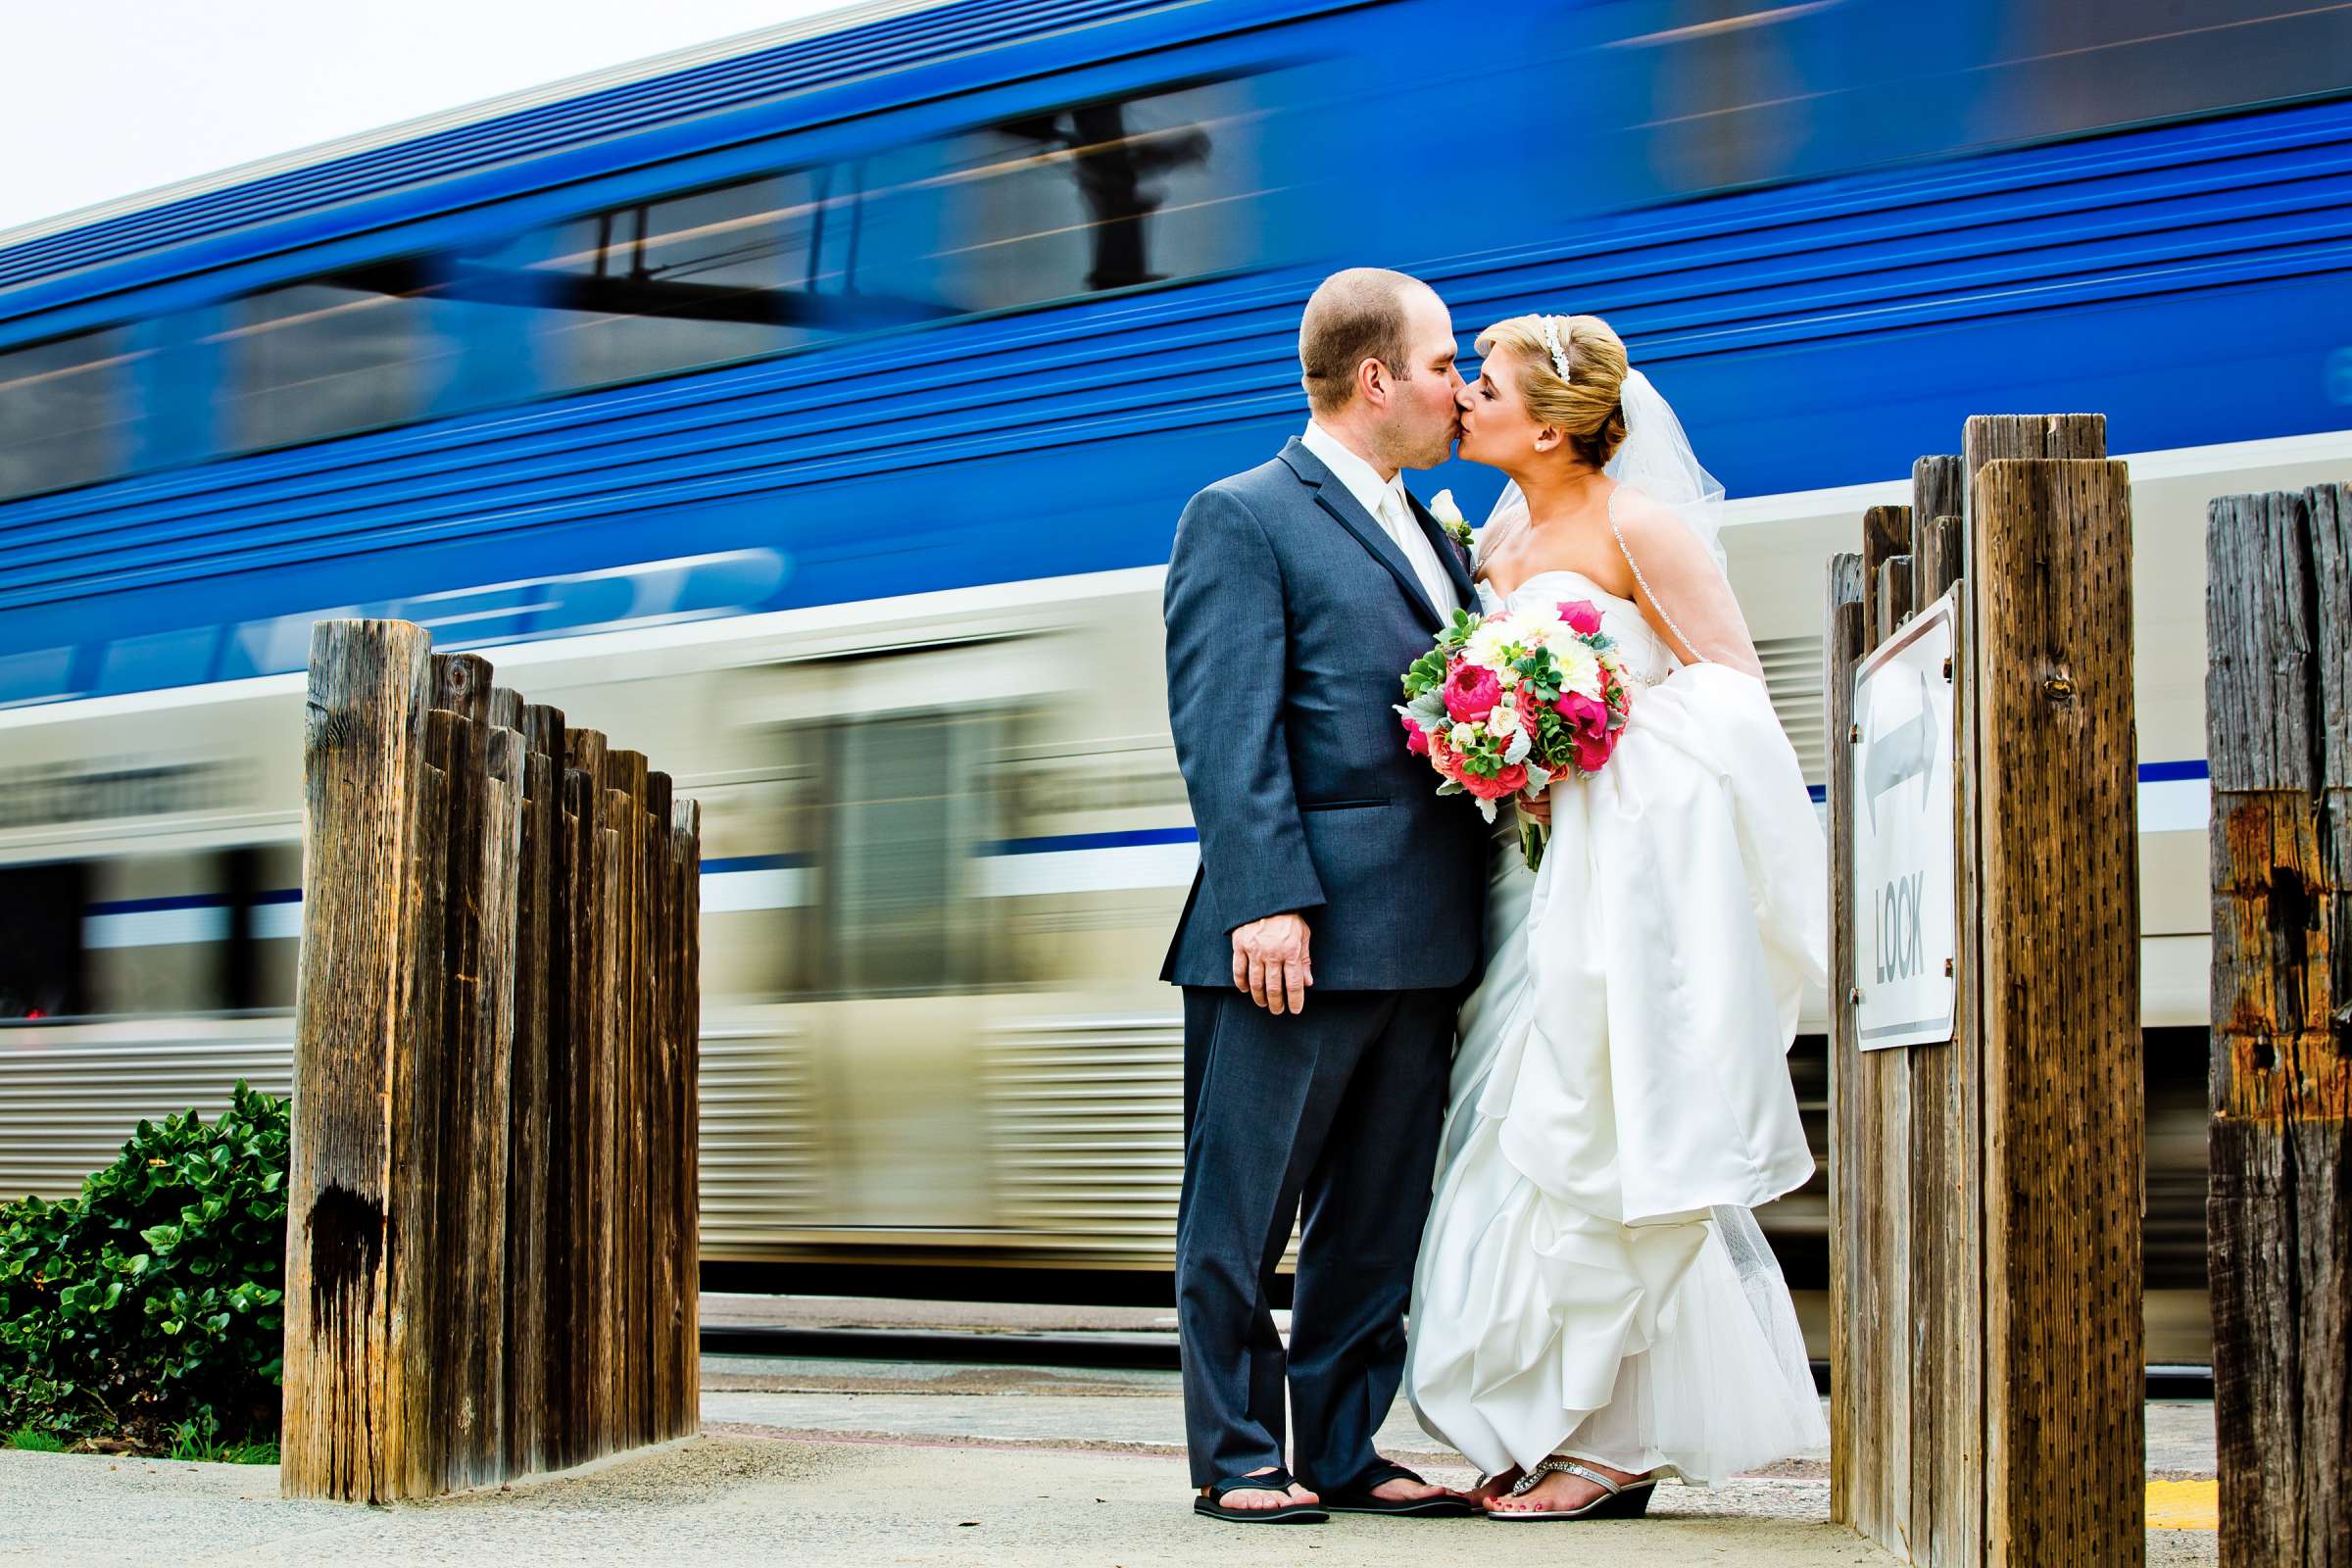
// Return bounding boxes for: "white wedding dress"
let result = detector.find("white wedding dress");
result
[1404,558,1829,1486]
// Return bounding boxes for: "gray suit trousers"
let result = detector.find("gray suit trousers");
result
[1174,984,1454,1492]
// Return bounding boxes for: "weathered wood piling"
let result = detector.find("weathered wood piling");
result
[1827,415,2145,1566]
[282,620,702,1502]
[2205,482,2350,1568]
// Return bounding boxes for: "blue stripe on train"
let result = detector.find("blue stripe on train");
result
[80,762,2214,925]
[1808,759,2208,807]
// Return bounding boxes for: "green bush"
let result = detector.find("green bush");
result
[0,1082,288,1450]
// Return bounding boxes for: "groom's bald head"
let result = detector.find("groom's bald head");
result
[1299,268,1440,416]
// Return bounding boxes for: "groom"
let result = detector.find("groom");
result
[1160,269,1490,1523]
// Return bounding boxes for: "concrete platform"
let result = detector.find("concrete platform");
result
[0,1372,2221,1567]
[1,1437,1908,1567]
[0,1303,2221,1564]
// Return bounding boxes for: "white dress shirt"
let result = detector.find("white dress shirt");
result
[1301,420,1455,615]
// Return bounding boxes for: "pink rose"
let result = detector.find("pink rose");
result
[1444,661,1501,722]
[1574,728,1615,773]
[1558,599,1604,636]
[1494,761,1529,795]
[1555,690,1611,740]
[1400,714,1430,756]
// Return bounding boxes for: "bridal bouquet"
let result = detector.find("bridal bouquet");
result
[1395,598,1634,869]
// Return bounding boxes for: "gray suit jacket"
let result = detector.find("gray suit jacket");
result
[1160,437,1490,991]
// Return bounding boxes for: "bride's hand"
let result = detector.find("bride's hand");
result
[1518,786,1553,826]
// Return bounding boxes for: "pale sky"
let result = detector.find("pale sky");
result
[1,0,856,234]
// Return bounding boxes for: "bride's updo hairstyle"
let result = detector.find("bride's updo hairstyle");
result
[1475,313,1631,468]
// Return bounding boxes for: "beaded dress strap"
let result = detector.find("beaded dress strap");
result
[1608,486,1701,666]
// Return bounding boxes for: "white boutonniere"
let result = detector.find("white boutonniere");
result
[1428,489,1474,550]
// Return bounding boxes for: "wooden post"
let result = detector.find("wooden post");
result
[671,797,704,1440]
[2206,482,2352,1567]
[1828,416,2142,1566]
[1826,550,1869,1536]
[1877,558,1916,646]
[1860,503,1915,1550]
[1971,456,2143,1567]
[283,621,432,1503]
[645,768,676,1445]
[562,728,605,1468]
[504,706,560,1479]
[288,623,701,1500]
[1910,456,1979,1566]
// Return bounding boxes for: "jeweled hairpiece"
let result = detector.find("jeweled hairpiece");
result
[1540,315,1573,383]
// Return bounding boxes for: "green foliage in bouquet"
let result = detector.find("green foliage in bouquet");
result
[0,1083,288,1450]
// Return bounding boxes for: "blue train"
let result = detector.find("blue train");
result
[4,0,2348,1360]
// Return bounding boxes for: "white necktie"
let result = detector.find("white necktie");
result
[1379,489,1449,613]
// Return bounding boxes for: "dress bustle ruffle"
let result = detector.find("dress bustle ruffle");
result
[1406,638,1828,1484]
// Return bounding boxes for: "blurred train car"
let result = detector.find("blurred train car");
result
[5,0,2351,1366]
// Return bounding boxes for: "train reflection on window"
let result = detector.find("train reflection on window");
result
[0,329,138,502]
[856,87,1231,314]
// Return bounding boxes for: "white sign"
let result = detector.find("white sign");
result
[1850,587,1958,1050]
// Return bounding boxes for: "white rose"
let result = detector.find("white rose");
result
[1428,489,1465,527]
[1485,704,1519,740]
[1448,722,1479,749]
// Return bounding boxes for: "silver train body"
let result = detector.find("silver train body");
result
[6,431,2341,1362]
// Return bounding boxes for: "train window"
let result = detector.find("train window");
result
[0,329,136,502]
[496,172,841,396]
[218,270,448,451]
[1591,0,2352,201]
[820,712,1005,995]
[474,78,1261,401]
[1982,0,2352,141]
[0,860,87,1020]
[856,78,1261,314]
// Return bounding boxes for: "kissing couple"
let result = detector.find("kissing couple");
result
[1160,269,1829,1523]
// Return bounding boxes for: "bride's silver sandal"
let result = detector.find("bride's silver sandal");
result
[1486,1457,1657,1521]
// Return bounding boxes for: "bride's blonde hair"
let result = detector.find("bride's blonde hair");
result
[1474,314,1630,468]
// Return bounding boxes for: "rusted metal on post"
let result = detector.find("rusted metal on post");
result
[2206,481,2352,1567]
[286,621,702,1501]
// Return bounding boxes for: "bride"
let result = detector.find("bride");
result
[1405,313,1828,1519]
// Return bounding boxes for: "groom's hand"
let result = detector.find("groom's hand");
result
[1232,913,1313,1015]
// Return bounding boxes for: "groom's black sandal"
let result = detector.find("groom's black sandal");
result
[1319,1462,1479,1517]
[1193,1467,1329,1525]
